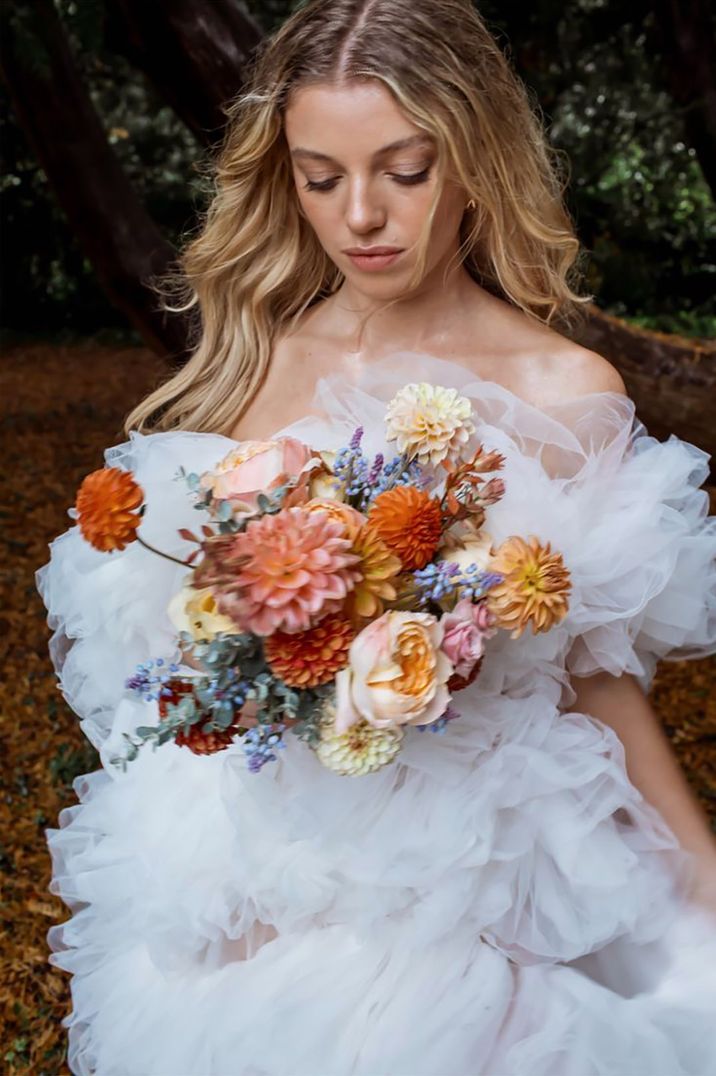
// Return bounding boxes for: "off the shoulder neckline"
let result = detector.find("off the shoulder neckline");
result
[126,351,636,448]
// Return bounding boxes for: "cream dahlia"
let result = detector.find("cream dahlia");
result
[385,383,475,466]
[316,704,404,776]
[209,506,362,636]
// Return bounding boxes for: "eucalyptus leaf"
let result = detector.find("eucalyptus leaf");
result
[213,700,236,729]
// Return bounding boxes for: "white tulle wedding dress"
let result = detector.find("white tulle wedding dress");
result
[37,353,716,1076]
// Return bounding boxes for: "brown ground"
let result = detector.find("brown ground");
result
[0,341,714,1074]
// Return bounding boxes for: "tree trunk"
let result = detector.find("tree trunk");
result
[574,305,716,471]
[651,0,716,202]
[0,0,191,359]
[106,0,263,146]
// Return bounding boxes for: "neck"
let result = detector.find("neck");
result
[330,255,485,357]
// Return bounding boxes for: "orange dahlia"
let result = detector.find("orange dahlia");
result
[264,614,355,688]
[75,467,144,552]
[487,535,571,639]
[368,486,442,570]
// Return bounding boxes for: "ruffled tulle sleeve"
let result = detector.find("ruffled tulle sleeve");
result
[35,429,236,748]
[553,408,716,690]
[278,352,716,696]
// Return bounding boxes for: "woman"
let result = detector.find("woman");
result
[37,1,716,1073]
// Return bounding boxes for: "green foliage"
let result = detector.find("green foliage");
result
[1,0,714,337]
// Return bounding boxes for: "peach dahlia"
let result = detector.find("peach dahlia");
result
[210,506,362,636]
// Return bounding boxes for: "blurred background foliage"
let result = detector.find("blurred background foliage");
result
[1,0,715,342]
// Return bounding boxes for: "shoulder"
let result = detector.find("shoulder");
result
[458,292,628,409]
[531,343,628,408]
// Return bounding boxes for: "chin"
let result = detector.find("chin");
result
[343,267,424,303]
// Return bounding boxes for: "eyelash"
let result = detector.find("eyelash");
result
[303,167,431,192]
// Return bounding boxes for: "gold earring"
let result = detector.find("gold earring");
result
[466,198,477,210]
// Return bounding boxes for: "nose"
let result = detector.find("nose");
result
[345,176,386,234]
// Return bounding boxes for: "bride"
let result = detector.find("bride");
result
[37,0,716,1073]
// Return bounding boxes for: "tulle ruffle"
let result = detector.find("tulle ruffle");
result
[37,351,716,1074]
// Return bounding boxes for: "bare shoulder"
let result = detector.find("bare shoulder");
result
[456,292,628,409]
[533,342,628,407]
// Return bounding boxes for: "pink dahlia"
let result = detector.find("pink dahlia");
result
[218,506,362,636]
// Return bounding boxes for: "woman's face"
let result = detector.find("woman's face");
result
[284,79,467,300]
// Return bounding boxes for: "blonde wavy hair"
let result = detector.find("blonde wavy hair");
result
[125,0,589,436]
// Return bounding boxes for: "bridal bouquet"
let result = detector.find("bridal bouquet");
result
[73,383,571,777]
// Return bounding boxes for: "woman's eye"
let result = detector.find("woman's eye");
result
[304,178,339,192]
[390,167,431,185]
[303,167,431,193]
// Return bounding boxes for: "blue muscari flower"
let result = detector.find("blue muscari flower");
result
[413,561,461,602]
[413,562,504,604]
[416,703,461,734]
[126,652,213,702]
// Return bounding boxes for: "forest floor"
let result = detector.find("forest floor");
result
[0,340,715,1074]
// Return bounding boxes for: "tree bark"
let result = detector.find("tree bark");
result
[651,0,716,202]
[0,0,191,358]
[574,304,716,470]
[106,0,263,146]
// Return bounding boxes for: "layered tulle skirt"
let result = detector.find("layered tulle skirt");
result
[47,681,716,1075]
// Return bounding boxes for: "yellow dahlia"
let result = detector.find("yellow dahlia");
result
[344,523,402,620]
[264,614,355,688]
[385,383,475,465]
[487,535,571,639]
[316,704,404,776]
[368,486,442,570]
[75,467,144,552]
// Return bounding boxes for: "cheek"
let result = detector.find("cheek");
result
[295,188,336,241]
[429,189,466,247]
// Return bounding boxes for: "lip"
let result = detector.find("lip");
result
[343,246,404,271]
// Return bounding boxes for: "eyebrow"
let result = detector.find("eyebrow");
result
[290,134,433,164]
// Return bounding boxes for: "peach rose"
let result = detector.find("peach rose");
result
[334,611,453,734]
[304,498,366,532]
[201,438,314,508]
[440,599,491,679]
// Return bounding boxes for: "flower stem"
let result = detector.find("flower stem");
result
[136,533,194,568]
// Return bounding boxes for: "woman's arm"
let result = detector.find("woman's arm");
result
[570,670,716,913]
